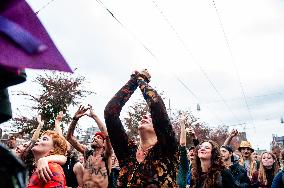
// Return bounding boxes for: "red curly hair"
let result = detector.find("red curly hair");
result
[42,130,67,156]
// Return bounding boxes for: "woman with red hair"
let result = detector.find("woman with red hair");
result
[28,130,68,188]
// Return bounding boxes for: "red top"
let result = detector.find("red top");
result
[28,162,66,188]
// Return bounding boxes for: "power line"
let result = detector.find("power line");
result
[203,91,284,104]
[210,0,255,129]
[94,0,225,126]
[150,0,241,123]
[35,0,56,15]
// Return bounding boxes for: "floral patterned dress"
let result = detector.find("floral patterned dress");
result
[104,76,179,187]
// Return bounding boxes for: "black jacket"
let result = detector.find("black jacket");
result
[229,162,250,188]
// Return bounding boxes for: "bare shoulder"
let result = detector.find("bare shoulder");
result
[73,161,84,173]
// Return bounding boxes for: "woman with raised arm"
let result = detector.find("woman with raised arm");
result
[177,113,190,188]
[104,69,179,187]
[15,114,67,181]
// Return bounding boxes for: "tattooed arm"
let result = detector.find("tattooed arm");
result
[67,105,89,154]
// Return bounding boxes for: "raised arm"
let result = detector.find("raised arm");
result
[223,129,238,146]
[104,73,139,162]
[31,115,44,141]
[186,127,199,147]
[88,104,112,158]
[54,111,63,136]
[179,113,187,146]
[66,106,89,154]
[137,69,178,153]
[178,113,190,187]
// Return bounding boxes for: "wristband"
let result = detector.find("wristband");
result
[72,117,79,121]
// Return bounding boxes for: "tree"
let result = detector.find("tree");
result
[123,98,149,140]
[169,110,230,147]
[12,71,94,134]
[123,91,165,140]
[123,92,230,146]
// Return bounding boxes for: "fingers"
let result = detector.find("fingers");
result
[43,167,51,182]
[38,169,47,182]
[77,105,90,114]
[45,166,53,180]
[137,69,151,82]
[38,167,52,182]
[56,111,64,121]
[37,114,41,122]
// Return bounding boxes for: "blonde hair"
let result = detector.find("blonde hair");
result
[42,130,67,156]
[258,151,279,186]
[239,154,257,177]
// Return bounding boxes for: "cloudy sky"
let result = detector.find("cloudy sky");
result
[6,0,284,150]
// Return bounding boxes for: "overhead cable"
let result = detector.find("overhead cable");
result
[150,0,241,123]
[210,0,255,129]
[94,0,225,126]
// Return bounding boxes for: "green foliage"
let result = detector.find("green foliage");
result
[123,98,149,140]
[124,96,230,146]
[12,71,93,134]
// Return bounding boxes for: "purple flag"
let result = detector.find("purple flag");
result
[0,0,72,72]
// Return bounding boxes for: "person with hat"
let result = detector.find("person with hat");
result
[224,129,258,180]
[238,141,258,179]
[220,145,250,187]
[67,104,112,188]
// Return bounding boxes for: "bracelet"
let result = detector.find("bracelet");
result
[137,75,150,83]
[72,117,79,121]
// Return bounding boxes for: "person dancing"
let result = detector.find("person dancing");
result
[104,69,179,187]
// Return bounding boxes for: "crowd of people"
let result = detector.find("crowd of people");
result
[1,69,284,188]
[1,0,284,187]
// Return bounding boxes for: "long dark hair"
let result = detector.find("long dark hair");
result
[191,140,225,188]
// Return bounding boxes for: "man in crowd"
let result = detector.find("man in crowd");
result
[224,129,257,180]
[220,145,250,187]
[67,105,112,188]
[272,145,281,166]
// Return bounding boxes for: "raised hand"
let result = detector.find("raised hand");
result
[186,127,196,138]
[138,69,151,83]
[73,105,89,120]
[37,114,44,127]
[55,111,64,122]
[87,104,97,118]
[178,112,188,124]
[229,129,238,138]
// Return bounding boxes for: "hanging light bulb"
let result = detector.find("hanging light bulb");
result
[197,103,201,111]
